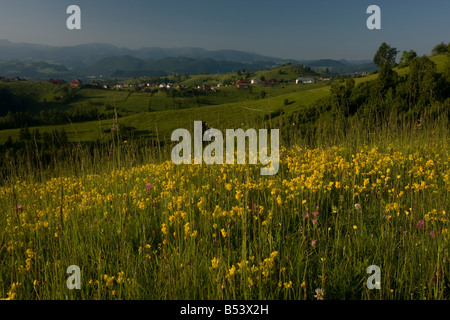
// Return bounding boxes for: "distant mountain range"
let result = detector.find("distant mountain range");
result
[0,40,377,80]
[85,56,289,78]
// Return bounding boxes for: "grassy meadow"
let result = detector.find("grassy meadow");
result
[0,53,449,300]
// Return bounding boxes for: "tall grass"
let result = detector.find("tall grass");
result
[0,108,449,300]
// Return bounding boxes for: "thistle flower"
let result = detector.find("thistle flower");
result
[311,240,317,247]
[145,183,153,191]
[354,203,361,210]
[16,204,23,212]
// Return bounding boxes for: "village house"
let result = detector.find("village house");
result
[296,77,315,84]
[236,80,250,89]
[70,79,82,88]
[251,77,261,84]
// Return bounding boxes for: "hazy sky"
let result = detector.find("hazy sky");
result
[0,0,448,60]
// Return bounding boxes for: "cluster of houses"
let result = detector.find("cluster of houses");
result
[48,78,83,88]
[233,76,331,88]
[294,77,330,84]
[2,73,334,95]
[233,78,278,89]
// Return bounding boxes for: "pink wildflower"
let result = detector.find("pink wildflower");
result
[417,220,424,229]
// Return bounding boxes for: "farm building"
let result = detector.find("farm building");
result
[296,77,315,84]
[251,77,261,84]
[70,79,82,88]
[236,80,250,89]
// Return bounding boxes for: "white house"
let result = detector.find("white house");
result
[251,78,261,84]
[296,77,315,84]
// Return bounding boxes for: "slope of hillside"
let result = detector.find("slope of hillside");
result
[0,54,447,145]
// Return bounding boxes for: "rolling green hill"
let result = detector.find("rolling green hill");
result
[0,54,447,145]
[0,81,67,103]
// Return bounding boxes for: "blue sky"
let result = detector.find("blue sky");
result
[0,0,448,60]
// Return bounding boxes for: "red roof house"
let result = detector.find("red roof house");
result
[236,80,250,88]
[70,79,82,88]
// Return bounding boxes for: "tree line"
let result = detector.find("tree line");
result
[280,42,450,144]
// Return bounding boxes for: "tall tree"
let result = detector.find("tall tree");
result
[373,42,399,69]
[406,55,437,107]
[432,42,448,55]
[399,50,417,68]
[373,43,399,97]
[330,78,355,117]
